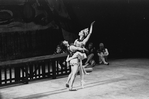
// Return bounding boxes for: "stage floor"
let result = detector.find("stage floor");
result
[1,58,149,99]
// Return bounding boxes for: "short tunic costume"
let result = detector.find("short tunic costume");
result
[73,39,87,60]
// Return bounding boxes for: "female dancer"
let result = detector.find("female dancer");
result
[67,21,95,62]
[67,21,95,88]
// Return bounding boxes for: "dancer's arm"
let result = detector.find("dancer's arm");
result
[70,45,85,52]
[67,45,86,62]
[67,52,82,61]
[104,48,109,56]
[83,21,95,45]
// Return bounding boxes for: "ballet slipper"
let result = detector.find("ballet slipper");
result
[81,80,85,88]
[83,68,89,75]
[85,72,90,75]
[69,88,77,91]
[66,83,69,88]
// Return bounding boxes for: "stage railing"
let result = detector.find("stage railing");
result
[0,53,70,87]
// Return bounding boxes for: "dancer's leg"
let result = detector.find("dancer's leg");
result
[69,64,79,91]
[65,62,72,88]
[101,55,108,64]
[85,53,94,65]
[79,59,86,88]
[98,54,102,64]
[66,72,72,88]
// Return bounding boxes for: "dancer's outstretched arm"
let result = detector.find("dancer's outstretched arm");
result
[66,46,86,62]
[70,45,86,51]
[83,21,95,45]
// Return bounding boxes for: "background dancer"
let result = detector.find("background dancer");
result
[97,43,109,65]
[84,42,96,67]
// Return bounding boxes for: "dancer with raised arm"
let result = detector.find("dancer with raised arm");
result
[67,21,95,88]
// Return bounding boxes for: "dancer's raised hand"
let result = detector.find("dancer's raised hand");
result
[91,21,95,25]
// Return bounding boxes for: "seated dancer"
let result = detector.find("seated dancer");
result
[84,42,96,67]
[53,45,65,70]
[62,40,86,91]
[97,43,109,65]
[67,21,95,88]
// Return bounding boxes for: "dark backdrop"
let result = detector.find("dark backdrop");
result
[0,0,149,61]
[64,0,149,59]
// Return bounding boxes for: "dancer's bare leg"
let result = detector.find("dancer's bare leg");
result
[85,53,94,65]
[69,64,79,91]
[66,72,72,88]
[65,62,71,88]
[79,59,86,88]
[81,59,90,75]
[99,56,102,64]
[101,55,108,64]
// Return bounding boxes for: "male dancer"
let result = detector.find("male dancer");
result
[62,40,86,91]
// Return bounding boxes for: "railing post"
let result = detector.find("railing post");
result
[24,63,29,84]
[52,59,56,79]
[29,62,33,79]
[15,65,20,82]
[41,61,46,78]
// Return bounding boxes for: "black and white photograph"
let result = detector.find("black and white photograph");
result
[0,0,149,99]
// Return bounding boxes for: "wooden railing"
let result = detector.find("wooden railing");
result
[0,53,70,87]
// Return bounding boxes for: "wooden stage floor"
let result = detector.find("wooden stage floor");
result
[0,58,149,99]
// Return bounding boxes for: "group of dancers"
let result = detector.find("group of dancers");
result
[62,21,95,91]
